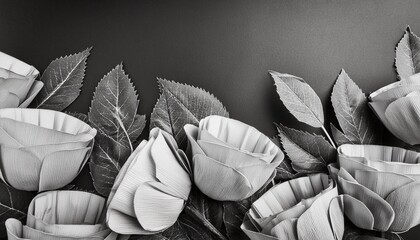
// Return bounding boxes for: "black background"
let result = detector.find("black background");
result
[1,0,419,239]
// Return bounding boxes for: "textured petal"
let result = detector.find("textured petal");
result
[328,196,344,240]
[338,169,394,231]
[38,148,90,191]
[0,51,39,76]
[296,186,338,240]
[386,182,420,232]
[5,218,26,240]
[369,101,396,138]
[338,194,375,230]
[241,215,278,240]
[19,81,44,108]
[107,208,151,235]
[134,182,184,232]
[0,146,41,191]
[184,124,206,156]
[150,131,191,199]
[270,218,298,240]
[236,160,281,195]
[385,96,420,144]
[354,170,414,198]
[193,154,252,201]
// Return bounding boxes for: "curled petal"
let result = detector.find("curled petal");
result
[241,214,278,240]
[193,154,252,201]
[386,182,420,232]
[134,182,184,232]
[332,194,374,231]
[19,81,44,108]
[0,90,20,108]
[370,84,420,102]
[338,169,394,231]
[385,96,420,145]
[270,218,298,240]
[184,124,206,156]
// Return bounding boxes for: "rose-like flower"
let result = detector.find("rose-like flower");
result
[0,108,96,191]
[106,128,192,235]
[0,52,43,108]
[334,144,420,232]
[369,73,420,145]
[241,174,344,240]
[6,191,116,240]
[184,115,284,201]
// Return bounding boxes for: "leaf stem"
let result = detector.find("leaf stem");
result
[321,126,337,149]
[184,206,228,240]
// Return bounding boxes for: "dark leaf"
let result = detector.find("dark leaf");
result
[66,112,88,123]
[276,123,336,174]
[31,47,91,111]
[88,64,146,196]
[344,220,402,240]
[129,222,191,240]
[150,79,228,148]
[0,182,34,239]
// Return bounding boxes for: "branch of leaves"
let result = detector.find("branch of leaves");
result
[271,69,381,180]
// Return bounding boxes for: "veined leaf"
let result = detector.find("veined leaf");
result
[330,123,353,146]
[129,221,191,240]
[331,70,379,145]
[276,123,336,173]
[150,79,228,148]
[0,182,34,239]
[271,136,300,181]
[395,26,420,80]
[88,64,146,196]
[66,112,88,123]
[31,47,91,111]
[270,70,324,128]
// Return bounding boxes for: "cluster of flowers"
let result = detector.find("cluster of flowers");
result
[1,51,420,240]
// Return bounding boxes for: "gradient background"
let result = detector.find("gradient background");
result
[1,0,419,238]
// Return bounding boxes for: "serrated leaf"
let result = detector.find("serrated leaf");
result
[0,182,34,239]
[395,26,420,80]
[271,136,300,181]
[150,79,228,148]
[88,64,146,196]
[189,187,224,232]
[276,123,336,173]
[331,70,379,145]
[31,47,91,111]
[270,70,324,128]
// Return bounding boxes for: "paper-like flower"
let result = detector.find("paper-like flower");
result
[335,144,420,232]
[0,52,43,108]
[369,73,420,145]
[241,174,344,240]
[106,128,191,235]
[184,115,284,201]
[0,108,96,191]
[6,191,116,240]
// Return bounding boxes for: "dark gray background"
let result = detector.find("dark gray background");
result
[1,0,419,238]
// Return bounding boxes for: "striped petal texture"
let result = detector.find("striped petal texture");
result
[241,174,344,240]
[106,128,192,235]
[5,191,116,240]
[369,73,420,145]
[0,108,97,191]
[0,52,43,108]
[334,144,420,232]
[184,115,284,201]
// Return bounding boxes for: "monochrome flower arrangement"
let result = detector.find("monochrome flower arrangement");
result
[0,26,419,240]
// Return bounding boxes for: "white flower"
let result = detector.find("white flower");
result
[184,115,284,201]
[0,108,96,191]
[241,174,344,240]
[6,191,116,240]
[106,128,191,235]
[334,144,420,232]
[369,73,420,145]
[0,52,43,108]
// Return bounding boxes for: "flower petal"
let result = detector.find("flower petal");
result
[338,169,395,231]
[0,89,20,108]
[296,185,339,240]
[270,218,298,240]
[184,124,206,156]
[0,51,39,77]
[328,196,344,240]
[338,194,375,230]
[38,147,90,191]
[0,146,41,190]
[19,81,44,108]
[107,208,150,235]
[385,96,420,144]
[386,182,420,232]
[193,154,252,201]
[150,131,191,199]
[134,181,184,232]
[354,170,414,198]
[241,214,278,240]
[370,81,420,102]
[5,218,25,240]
